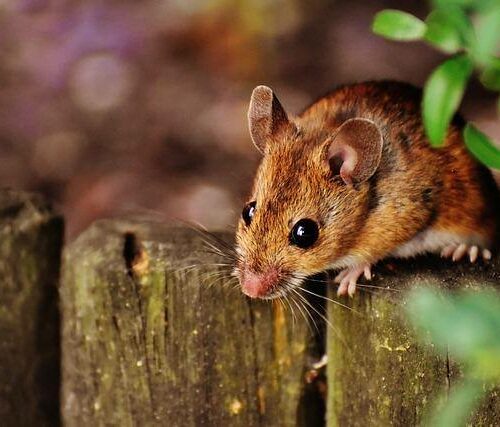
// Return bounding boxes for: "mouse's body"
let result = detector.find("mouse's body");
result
[235,81,499,299]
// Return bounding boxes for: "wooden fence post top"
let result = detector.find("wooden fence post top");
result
[353,251,499,295]
[67,218,500,295]
[62,218,322,427]
[67,218,228,255]
[62,217,500,426]
[0,188,60,231]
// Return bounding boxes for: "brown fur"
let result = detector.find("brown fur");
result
[236,81,499,297]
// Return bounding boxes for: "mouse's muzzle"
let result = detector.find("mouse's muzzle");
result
[239,266,282,299]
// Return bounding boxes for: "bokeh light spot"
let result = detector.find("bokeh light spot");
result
[69,53,134,112]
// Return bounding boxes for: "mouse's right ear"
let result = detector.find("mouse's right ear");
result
[325,118,383,185]
[248,85,293,154]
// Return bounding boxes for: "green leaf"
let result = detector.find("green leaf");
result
[407,290,500,359]
[372,10,426,41]
[423,55,473,146]
[432,0,500,12]
[480,63,500,91]
[472,6,500,66]
[464,124,500,169]
[424,8,472,53]
[406,289,453,355]
[426,378,484,427]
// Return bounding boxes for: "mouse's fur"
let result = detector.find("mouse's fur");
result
[235,81,499,299]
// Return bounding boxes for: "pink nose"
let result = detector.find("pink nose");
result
[241,268,280,298]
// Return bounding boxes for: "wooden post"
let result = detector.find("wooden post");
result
[326,255,500,426]
[61,220,324,426]
[0,189,63,426]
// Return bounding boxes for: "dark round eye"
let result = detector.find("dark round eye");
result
[290,219,319,248]
[242,201,256,226]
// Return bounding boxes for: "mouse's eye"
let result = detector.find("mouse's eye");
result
[242,201,256,226]
[290,219,319,248]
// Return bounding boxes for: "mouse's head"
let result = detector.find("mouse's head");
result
[235,86,383,299]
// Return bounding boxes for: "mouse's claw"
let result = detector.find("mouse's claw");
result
[441,244,492,263]
[335,264,372,297]
[311,354,328,370]
[333,269,349,283]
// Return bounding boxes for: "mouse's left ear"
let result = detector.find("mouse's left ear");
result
[325,118,383,185]
[248,85,295,154]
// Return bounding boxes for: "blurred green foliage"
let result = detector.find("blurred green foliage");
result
[407,289,500,426]
[373,1,500,424]
[372,0,500,168]
[464,123,500,168]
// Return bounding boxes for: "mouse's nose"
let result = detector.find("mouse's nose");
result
[240,268,281,298]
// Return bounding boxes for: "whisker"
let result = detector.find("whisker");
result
[289,292,315,335]
[356,283,402,292]
[300,276,328,284]
[282,293,297,327]
[295,288,350,347]
[172,263,233,274]
[182,223,239,260]
[170,264,200,273]
[204,274,238,290]
[201,241,234,259]
[196,230,237,255]
[288,287,322,335]
[298,273,402,295]
[290,287,346,341]
[299,287,363,317]
[199,272,229,284]
[276,297,291,326]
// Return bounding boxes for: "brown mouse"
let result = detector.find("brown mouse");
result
[234,81,499,299]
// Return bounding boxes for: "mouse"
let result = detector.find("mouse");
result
[233,81,499,299]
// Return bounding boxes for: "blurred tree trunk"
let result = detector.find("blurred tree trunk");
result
[0,189,63,426]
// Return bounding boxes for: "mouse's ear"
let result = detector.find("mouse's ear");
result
[326,118,383,185]
[248,85,293,154]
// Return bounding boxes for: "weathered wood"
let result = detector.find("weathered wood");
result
[61,220,323,426]
[0,189,63,426]
[326,255,500,426]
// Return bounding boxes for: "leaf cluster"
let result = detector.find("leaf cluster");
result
[372,0,500,168]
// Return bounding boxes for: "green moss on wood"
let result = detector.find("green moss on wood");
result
[327,255,500,426]
[61,220,317,426]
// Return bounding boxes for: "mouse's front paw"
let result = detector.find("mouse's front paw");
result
[440,244,492,263]
[334,264,372,297]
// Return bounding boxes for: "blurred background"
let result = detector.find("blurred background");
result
[1,0,499,238]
